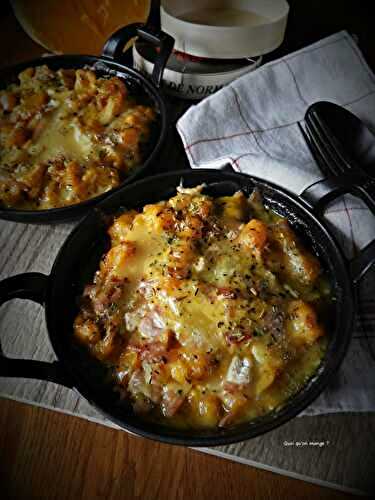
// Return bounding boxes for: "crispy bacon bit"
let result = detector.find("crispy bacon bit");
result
[219,391,248,427]
[129,341,169,363]
[225,331,252,345]
[138,279,157,299]
[161,393,185,417]
[139,314,164,339]
[161,384,190,417]
[128,369,162,407]
[158,207,176,231]
[107,284,122,304]
[217,287,237,299]
[83,279,127,315]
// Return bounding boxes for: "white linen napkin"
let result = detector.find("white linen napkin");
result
[177,31,375,415]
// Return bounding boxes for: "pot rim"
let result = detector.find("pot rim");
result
[0,52,168,223]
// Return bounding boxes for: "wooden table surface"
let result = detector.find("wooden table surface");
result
[0,2,373,499]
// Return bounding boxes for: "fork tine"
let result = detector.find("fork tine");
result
[302,112,375,213]
[298,122,332,177]
[313,112,368,177]
[306,110,346,175]
[312,116,375,203]
[303,125,375,212]
[307,118,345,176]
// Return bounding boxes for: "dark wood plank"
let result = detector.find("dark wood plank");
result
[0,399,358,500]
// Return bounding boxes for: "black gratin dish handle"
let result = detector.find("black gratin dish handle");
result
[0,273,73,387]
[102,23,174,88]
[301,174,375,284]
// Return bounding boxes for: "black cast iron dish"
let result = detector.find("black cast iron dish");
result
[1,169,374,446]
[0,23,174,224]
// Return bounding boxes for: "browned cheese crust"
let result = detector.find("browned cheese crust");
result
[0,65,156,209]
[74,186,330,429]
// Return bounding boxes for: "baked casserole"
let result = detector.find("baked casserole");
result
[74,185,330,428]
[0,65,156,209]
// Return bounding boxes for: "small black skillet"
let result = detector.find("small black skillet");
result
[0,168,374,446]
[0,23,174,223]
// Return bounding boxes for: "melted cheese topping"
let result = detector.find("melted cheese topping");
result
[74,186,330,429]
[0,65,156,210]
[36,108,94,164]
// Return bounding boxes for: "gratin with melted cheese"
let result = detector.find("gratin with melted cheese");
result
[0,65,156,210]
[74,185,330,428]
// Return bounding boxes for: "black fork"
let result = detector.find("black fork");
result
[303,104,375,199]
[298,121,375,214]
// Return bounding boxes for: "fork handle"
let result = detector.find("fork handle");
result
[301,175,375,283]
